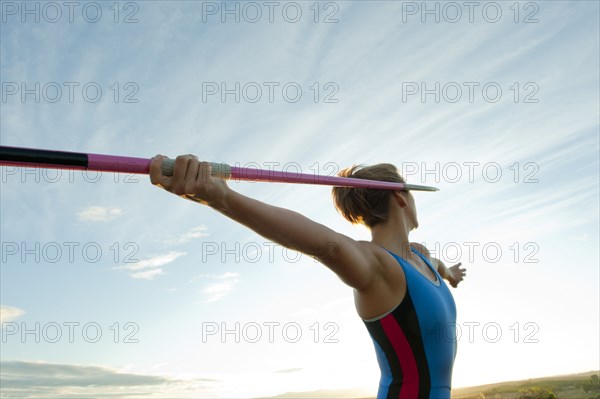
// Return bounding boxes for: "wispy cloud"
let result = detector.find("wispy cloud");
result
[119,251,186,280]
[0,305,25,323]
[124,252,187,271]
[76,207,123,222]
[0,360,218,398]
[274,368,303,374]
[190,272,239,282]
[573,233,590,242]
[195,272,240,302]
[131,268,164,280]
[163,226,210,245]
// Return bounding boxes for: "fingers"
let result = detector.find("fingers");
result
[150,155,172,189]
[172,155,199,196]
[196,160,212,185]
[172,155,191,187]
[447,262,467,288]
[150,154,203,196]
[450,263,467,276]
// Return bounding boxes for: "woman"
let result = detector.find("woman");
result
[149,155,467,399]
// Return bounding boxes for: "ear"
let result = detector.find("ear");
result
[392,191,408,208]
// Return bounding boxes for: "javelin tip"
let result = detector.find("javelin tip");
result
[403,184,440,192]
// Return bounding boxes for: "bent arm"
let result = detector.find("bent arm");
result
[435,258,466,287]
[433,257,450,280]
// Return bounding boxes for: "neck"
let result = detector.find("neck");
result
[370,213,413,259]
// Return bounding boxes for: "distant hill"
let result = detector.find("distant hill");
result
[266,388,373,398]
[452,370,599,399]
[259,370,599,399]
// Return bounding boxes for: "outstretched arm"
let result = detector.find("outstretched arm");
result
[434,258,466,288]
[149,155,382,291]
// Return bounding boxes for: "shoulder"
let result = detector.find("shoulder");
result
[409,242,432,260]
[357,240,397,265]
[356,240,407,280]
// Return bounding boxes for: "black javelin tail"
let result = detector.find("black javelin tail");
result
[0,146,89,167]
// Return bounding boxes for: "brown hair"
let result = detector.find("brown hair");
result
[331,163,405,228]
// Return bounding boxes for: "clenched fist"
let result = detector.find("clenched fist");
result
[149,154,229,207]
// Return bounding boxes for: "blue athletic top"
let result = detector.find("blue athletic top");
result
[363,246,457,399]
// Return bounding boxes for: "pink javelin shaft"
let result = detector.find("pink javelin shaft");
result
[0,146,438,191]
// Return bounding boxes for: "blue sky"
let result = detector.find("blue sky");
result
[1,1,599,397]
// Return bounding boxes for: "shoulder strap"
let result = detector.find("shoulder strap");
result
[410,247,442,278]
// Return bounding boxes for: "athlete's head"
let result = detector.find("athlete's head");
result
[331,163,418,230]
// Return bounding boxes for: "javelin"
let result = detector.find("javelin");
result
[0,146,438,191]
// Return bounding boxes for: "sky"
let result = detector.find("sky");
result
[0,1,599,398]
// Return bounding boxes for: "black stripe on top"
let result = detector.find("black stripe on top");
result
[0,147,88,167]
